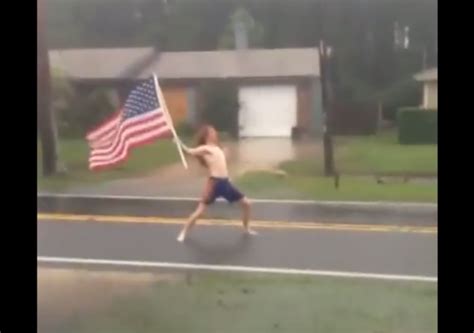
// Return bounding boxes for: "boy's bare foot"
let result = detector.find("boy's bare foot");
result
[177,231,187,242]
[244,228,258,236]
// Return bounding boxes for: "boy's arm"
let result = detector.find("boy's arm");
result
[175,138,208,156]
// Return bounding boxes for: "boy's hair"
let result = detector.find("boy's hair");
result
[194,125,214,168]
[195,125,211,147]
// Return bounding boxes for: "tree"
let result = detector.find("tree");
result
[44,0,437,124]
[38,0,60,176]
[199,81,239,137]
[217,7,264,49]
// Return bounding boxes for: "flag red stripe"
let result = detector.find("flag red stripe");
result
[90,111,164,159]
[86,76,177,171]
[86,111,121,141]
[89,119,168,163]
[89,123,119,148]
[90,126,170,169]
[89,127,171,170]
[90,135,163,171]
[90,137,114,150]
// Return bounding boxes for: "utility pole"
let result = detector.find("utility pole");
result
[38,0,59,176]
[319,40,336,177]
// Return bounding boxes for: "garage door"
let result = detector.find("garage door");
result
[238,85,297,137]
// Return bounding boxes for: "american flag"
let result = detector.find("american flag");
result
[86,77,172,171]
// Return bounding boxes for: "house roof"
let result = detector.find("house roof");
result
[49,47,320,80]
[414,68,437,82]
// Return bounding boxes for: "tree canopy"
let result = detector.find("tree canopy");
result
[46,0,437,117]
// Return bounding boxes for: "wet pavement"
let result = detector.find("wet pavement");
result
[38,218,437,278]
[37,194,437,226]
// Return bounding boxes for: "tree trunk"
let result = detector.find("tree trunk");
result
[38,0,59,176]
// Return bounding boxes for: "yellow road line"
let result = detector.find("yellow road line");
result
[37,213,437,234]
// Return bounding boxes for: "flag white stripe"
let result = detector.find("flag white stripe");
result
[89,126,170,169]
[89,116,166,162]
[90,111,159,156]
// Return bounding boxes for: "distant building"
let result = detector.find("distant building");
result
[49,47,324,138]
[414,68,437,110]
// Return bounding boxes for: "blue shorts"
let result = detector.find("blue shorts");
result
[203,177,244,205]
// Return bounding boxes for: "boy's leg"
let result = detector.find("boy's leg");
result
[177,202,207,242]
[225,181,257,235]
[239,197,258,235]
[177,179,214,242]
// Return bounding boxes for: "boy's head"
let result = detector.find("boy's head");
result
[196,125,218,146]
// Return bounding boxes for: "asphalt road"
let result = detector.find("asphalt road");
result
[38,216,437,279]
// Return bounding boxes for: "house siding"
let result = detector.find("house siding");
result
[161,86,188,125]
[297,81,312,133]
[70,77,324,137]
[296,79,324,136]
[423,82,437,109]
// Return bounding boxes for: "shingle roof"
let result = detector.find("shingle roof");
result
[414,68,437,82]
[49,47,320,80]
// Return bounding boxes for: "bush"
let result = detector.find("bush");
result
[379,79,421,121]
[81,89,119,134]
[51,69,76,111]
[397,108,437,144]
[176,122,196,138]
[57,88,119,138]
[51,71,80,138]
[51,69,121,138]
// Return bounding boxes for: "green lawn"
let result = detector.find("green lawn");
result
[250,131,437,202]
[236,172,437,203]
[282,131,438,177]
[51,271,437,333]
[38,139,179,190]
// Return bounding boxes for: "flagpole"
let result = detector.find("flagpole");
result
[152,73,188,169]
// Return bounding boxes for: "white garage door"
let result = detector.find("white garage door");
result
[238,85,297,137]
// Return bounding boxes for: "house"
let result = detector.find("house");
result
[49,47,324,138]
[414,67,437,110]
